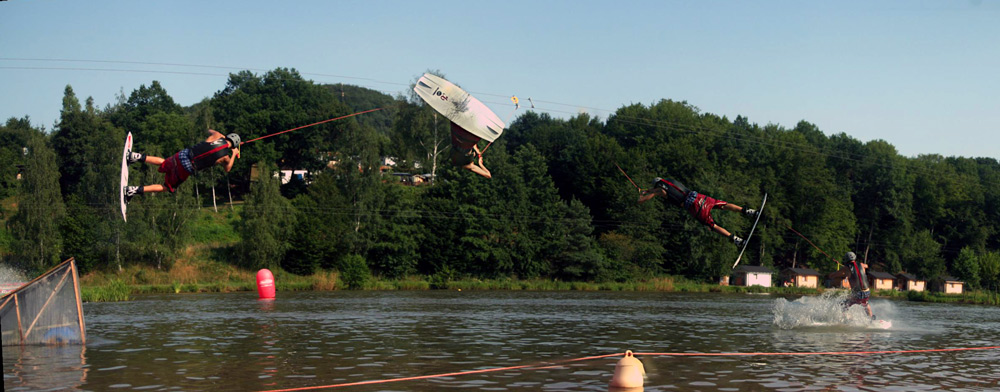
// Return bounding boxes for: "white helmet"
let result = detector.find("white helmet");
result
[225,133,242,147]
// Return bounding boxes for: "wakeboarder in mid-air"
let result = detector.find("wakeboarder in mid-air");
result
[639,177,761,248]
[448,122,492,178]
[123,129,241,203]
[412,73,505,179]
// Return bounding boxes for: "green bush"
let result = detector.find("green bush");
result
[907,290,930,302]
[83,278,131,302]
[133,269,151,285]
[429,265,455,290]
[339,254,371,290]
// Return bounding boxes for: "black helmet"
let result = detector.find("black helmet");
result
[225,133,241,147]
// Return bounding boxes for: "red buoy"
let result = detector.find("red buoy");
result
[256,269,275,299]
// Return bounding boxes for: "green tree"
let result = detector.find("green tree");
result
[392,70,451,177]
[120,184,197,271]
[365,184,422,278]
[60,196,104,273]
[551,198,607,281]
[282,172,353,275]
[392,100,448,177]
[978,251,1000,291]
[495,144,568,278]
[8,134,65,274]
[953,247,980,289]
[50,85,85,195]
[238,162,295,270]
[107,80,184,136]
[323,83,397,136]
[903,229,946,280]
[418,154,505,277]
[0,117,35,199]
[211,68,350,195]
[339,254,371,289]
[50,87,125,271]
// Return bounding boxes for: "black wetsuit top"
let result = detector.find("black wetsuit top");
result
[846,260,870,292]
[652,178,691,208]
[189,139,231,172]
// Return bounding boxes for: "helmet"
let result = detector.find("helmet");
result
[845,251,857,261]
[225,133,241,148]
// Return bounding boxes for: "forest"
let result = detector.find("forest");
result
[2,68,999,291]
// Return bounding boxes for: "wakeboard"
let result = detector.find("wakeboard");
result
[413,73,505,142]
[733,193,767,269]
[806,319,892,330]
[120,132,132,222]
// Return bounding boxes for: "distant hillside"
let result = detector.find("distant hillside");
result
[322,83,397,135]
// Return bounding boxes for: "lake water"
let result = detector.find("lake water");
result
[4,290,1000,391]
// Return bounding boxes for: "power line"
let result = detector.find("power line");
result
[4,57,996,172]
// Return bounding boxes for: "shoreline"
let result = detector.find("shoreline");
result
[78,272,1000,306]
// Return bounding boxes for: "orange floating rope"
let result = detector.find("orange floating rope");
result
[634,346,1000,357]
[258,346,1000,391]
[257,353,619,392]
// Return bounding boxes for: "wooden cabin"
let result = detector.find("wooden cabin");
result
[895,273,926,292]
[933,276,965,295]
[827,269,850,289]
[867,271,897,291]
[781,268,820,288]
[732,265,774,287]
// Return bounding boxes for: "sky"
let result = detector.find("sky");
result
[1,0,998,159]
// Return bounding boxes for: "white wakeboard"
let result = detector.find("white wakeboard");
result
[733,193,767,269]
[808,319,892,330]
[413,73,505,142]
[120,132,132,222]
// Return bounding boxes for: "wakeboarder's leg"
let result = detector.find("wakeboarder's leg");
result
[124,184,168,204]
[720,203,759,220]
[128,152,165,166]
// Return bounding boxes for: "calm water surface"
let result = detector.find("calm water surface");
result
[4,291,1000,391]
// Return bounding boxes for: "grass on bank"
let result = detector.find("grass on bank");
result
[81,259,1000,307]
[900,289,1000,306]
[80,259,823,302]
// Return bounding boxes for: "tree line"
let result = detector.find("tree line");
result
[2,68,999,290]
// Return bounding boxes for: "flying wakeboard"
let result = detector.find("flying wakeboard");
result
[413,73,505,142]
[120,132,132,222]
[733,193,767,269]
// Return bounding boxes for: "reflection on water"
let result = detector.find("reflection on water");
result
[3,291,1000,391]
[3,344,88,391]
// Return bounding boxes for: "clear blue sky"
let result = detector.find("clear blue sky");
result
[2,0,998,159]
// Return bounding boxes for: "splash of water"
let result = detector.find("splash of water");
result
[772,291,895,329]
[0,263,28,284]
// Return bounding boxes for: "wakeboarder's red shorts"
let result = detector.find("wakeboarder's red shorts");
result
[158,152,191,193]
[846,290,871,306]
[687,193,728,227]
